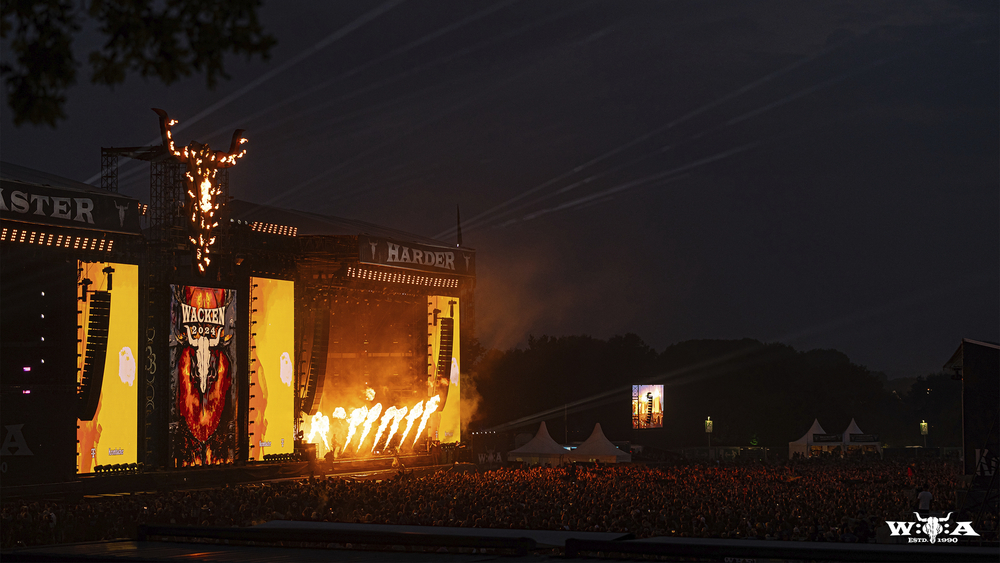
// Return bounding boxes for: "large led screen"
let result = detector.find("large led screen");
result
[77,262,138,473]
[428,295,460,444]
[169,285,238,467]
[632,384,663,429]
[248,277,294,458]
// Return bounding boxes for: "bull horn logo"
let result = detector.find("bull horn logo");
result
[114,202,128,227]
[153,108,247,275]
[914,512,952,544]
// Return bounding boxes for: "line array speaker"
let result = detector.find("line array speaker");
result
[300,307,330,416]
[436,317,454,379]
[79,291,111,421]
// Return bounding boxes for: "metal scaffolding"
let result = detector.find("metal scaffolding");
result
[99,149,118,192]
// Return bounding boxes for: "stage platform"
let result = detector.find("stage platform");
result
[0,453,437,501]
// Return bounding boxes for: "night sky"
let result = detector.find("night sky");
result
[2,1,997,379]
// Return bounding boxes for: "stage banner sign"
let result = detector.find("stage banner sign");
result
[1,182,141,234]
[359,234,475,277]
[813,434,843,443]
[169,285,238,467]
[849,434,879,443]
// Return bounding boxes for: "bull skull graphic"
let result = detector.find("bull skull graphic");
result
[114,201,128,227]
[186,325,221,393]
[173,286,234,393]
[914,512,952,544]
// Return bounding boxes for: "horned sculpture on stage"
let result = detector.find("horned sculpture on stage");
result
[153,108,247,275]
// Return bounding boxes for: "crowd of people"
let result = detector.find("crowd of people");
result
[2,457,993,549]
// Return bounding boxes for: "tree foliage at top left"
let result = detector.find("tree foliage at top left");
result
[0,0,276,127]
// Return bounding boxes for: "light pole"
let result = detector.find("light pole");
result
[920,420,928,449]
[705,416,713,458]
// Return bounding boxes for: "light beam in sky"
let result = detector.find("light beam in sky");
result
[434,33,866,239]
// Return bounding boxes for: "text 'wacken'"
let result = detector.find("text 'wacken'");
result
[180,304,226,326]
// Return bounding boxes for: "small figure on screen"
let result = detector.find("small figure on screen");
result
[118,346,136,386]
[279,352,293,386]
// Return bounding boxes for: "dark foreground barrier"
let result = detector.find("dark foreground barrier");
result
[565,536,999,562]
[138,523,536,556]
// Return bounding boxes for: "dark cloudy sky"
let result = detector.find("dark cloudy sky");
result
[2,1,997,378]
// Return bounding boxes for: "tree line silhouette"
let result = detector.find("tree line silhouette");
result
[464,335,960,449]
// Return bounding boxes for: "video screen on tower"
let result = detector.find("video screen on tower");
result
[248,277,295,458]
[632,384,663,429]
[428,295,461,444]
[77,261,138,473]
[169,284,238,467]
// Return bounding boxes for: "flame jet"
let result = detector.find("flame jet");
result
[413,395,441,446]
[372,406,398,453]
[342,406,368,451]
[356,403,383,452]
[306,411,331,452]
[384,406,408,450]
[397,401,424,449]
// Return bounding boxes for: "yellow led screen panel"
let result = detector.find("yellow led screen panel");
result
[427,295,460,444]
[632,384,663,429]
[249,278,295,457]
[77,262,138,473]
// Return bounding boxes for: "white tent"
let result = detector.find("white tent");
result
[788,419,836,459]
[567,423,631,463]
[842,418,882,455]
[507,421,569,466]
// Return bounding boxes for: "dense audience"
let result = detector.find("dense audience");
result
[3,457,994,548]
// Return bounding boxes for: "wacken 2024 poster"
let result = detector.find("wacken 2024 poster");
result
[169,285,238,467]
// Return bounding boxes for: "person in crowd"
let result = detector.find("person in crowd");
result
[917,484,933,515]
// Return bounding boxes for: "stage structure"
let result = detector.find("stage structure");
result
[1,110,474,488]
[228,201,475,461]
[1,162,144,486]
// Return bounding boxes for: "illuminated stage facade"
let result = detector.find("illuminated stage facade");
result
[0,123,473,488]
[229,200,473,465]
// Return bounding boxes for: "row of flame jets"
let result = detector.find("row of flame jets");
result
[307,395,441,455]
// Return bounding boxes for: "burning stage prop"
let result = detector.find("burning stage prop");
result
[153,108,247,274]
[169,285,238,466]
[304,395,442,459]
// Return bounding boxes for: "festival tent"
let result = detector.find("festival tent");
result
[842,418,882,455]
[567,423,631,463]
[788,419,837,459]
[507,421,569,466]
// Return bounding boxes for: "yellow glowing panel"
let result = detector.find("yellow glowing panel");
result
[249,278,295,457]
[631,384,663,429]
[427,296,460,444]
[77,262,138,473]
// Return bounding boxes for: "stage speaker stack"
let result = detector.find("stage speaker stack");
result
[78,291,111,421]
[436,317,454,378]
[300,307,330,416]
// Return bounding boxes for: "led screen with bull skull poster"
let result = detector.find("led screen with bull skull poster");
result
[169,285,238,467]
